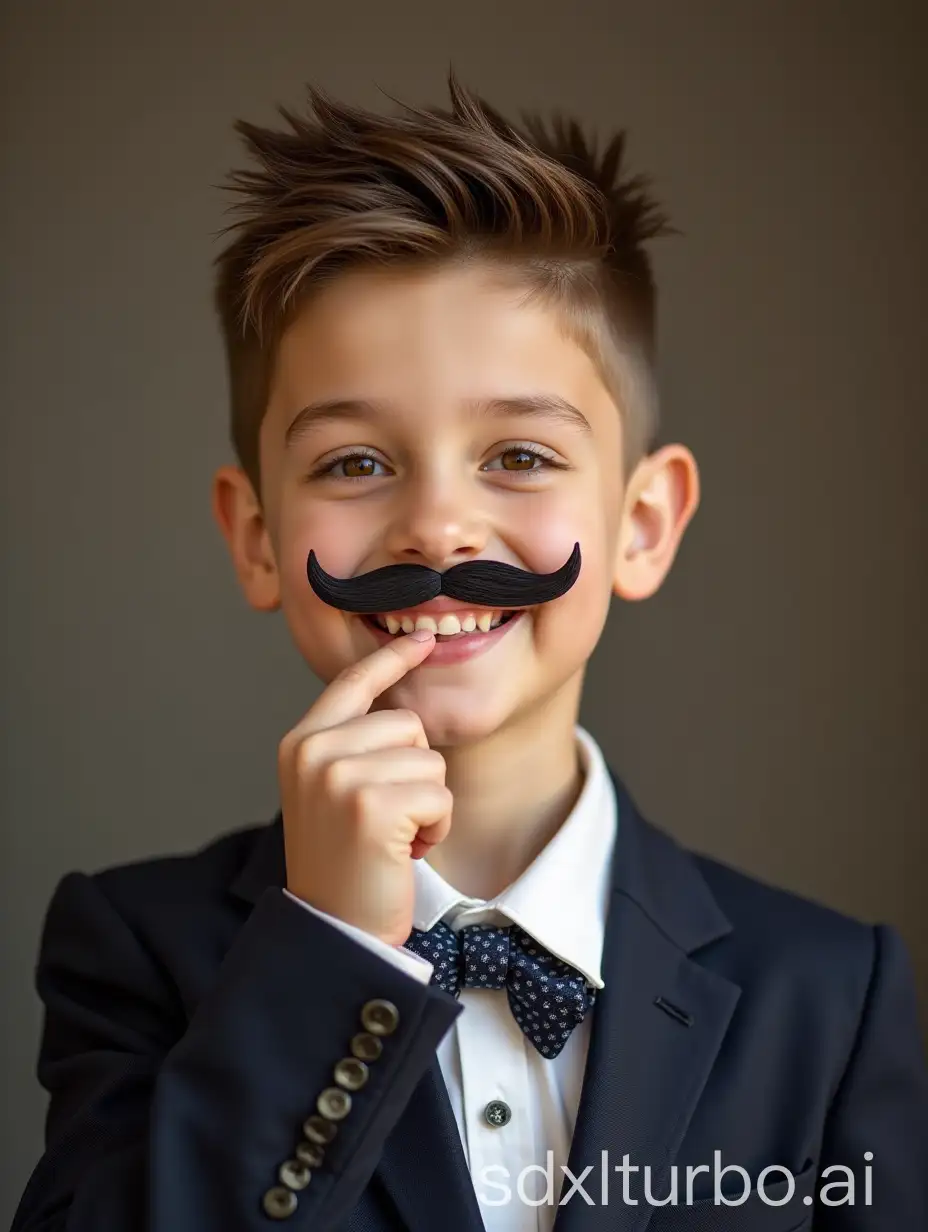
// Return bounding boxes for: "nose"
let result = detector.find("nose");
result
[380,472,490,569]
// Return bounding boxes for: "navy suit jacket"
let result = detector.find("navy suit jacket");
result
[12,771,928,1231]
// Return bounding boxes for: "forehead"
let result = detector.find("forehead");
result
[267,263,616,425]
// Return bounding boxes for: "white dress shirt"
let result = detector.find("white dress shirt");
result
[285,725,617,1232]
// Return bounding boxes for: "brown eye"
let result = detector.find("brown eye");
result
[500,449,537,471]
[341,456,377,477]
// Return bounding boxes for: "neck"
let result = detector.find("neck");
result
[426,676,586,900]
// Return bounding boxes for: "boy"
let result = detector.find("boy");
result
[12,71,927,1231]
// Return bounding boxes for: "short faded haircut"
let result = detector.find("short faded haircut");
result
[214,70,674,498]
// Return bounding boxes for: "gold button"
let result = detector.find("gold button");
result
[262,1186,298,1218]
[296,1139,325,1168]
[360,998,400,1036]
[334,1056,369,1091]
[278,1159,312,1191]
[350,1031,383,1062]
[317,1086,352,1120]
[300,1118,337,1143]
[303,1114,338,1145]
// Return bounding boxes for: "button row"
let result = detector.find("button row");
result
[262,999,400,1220]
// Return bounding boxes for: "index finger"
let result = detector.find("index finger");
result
[303,630,436,733]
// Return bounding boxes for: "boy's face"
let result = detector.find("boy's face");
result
[215,263,697,747]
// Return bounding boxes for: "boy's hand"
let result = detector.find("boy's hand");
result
[278,630,451,946]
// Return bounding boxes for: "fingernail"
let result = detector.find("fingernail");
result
[408,629,435,642]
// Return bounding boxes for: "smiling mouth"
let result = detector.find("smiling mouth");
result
[361,610,523,641]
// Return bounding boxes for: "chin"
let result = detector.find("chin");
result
[419,714,497,749]
[381,683,515,749]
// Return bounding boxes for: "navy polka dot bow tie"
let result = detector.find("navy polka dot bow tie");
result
[403,920,596,1059]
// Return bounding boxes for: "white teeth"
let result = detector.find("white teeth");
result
[373,609,515,636]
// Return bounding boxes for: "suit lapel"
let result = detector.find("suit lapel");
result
[373,1062,485,1232]
[553,773,741,1232]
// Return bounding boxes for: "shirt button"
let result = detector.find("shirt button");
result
[360,999,400,1035]
[262,1186,298,1218]
[484,1099,512,1128]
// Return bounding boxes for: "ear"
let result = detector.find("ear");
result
[210,466,281,612]
[613,444,700,601]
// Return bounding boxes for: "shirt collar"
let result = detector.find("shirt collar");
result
[411,725,618,989]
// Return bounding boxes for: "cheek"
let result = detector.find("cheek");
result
[272,512,363,675]
[524,509,615,662]
[541,553,611,654]
[523,501,613,604]
[275,500,363,605]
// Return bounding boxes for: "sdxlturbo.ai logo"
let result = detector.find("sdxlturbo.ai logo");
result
[476,1151,874,1209]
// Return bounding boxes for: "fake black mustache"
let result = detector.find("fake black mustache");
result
[307,543,581,614]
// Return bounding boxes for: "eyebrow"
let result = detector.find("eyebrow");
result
[466,395,593,435]
[284,393,592,448]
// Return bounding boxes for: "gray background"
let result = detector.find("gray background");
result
[2,0,925,1222]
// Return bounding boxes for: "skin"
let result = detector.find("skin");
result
[212,262,699,906]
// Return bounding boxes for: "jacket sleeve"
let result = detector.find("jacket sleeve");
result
[11,872,461,1231]
[816,923,928,1228]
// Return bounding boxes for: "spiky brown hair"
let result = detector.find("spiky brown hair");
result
[214,69,674,498]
